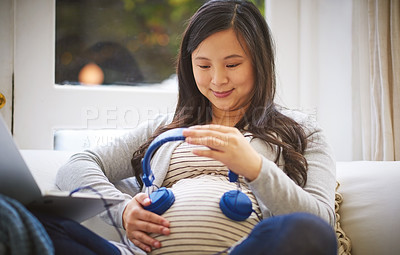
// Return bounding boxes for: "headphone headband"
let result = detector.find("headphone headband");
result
[142,128,186,187]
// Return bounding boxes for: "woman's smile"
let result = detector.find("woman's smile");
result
[212,88,234,98]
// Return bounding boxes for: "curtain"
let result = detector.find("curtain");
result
[267,0,354,161]
[353,0,400,160]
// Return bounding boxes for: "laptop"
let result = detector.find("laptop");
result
[0,115,124,222]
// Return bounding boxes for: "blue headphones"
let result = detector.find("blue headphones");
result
[142,128,253,221]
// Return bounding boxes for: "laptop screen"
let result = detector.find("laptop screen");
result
[0,115,42,204]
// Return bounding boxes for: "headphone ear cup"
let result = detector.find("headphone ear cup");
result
[220,190,252,221]
[144,187,175,215]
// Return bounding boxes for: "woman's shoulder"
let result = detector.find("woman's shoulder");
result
[277,106,317,127]
[278,107,324,139]
[148,113,174,128]
[130,113,174,135]
[93,113,174,151]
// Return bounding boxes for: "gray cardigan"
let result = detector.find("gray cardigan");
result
[56,110,336,231]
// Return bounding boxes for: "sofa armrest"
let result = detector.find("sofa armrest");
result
[20,150,75,191]
[20,149,122,241]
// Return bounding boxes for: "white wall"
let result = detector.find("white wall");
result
[0,0,14,129]
[266,0,353,161]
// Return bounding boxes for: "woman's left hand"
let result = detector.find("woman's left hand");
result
[182,124,262,181]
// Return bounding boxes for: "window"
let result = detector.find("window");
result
[55,0,264,87]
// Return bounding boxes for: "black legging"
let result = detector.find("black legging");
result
[33,211,120,255]
[230,212,337,255]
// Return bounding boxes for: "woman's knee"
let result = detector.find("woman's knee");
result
[275,212,337,255]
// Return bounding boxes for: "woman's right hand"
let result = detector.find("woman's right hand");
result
[122,193,170,252]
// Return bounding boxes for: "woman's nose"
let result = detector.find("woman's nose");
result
[211,67,228,85]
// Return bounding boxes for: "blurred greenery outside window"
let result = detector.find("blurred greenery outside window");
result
[56,0,265,87]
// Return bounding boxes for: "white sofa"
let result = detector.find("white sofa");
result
[20,150,400,255]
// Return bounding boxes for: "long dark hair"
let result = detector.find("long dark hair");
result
[131,0,308,188]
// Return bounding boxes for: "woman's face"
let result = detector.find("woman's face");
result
[191,28,254,114]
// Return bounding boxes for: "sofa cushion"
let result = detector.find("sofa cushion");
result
[336,161,400,255]
[19,150,400,254]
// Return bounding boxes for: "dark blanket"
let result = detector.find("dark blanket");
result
[0,194,53,255]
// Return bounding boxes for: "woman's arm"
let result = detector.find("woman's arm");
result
[55,114,172,228]
[248,114,336,225]
[183,112,336,225]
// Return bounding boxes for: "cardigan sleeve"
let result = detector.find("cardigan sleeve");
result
[55,114,172,228]
[247,111,336,226]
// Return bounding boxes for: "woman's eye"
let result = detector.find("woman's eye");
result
[199,65,210,69]
[227,63,240,68]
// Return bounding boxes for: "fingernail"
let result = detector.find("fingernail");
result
[162,220,170,227]
[153,241,161,248]
[162,228,170,235]
[144,198,151,204]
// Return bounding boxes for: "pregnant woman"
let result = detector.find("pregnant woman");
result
[56,1,337,254]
